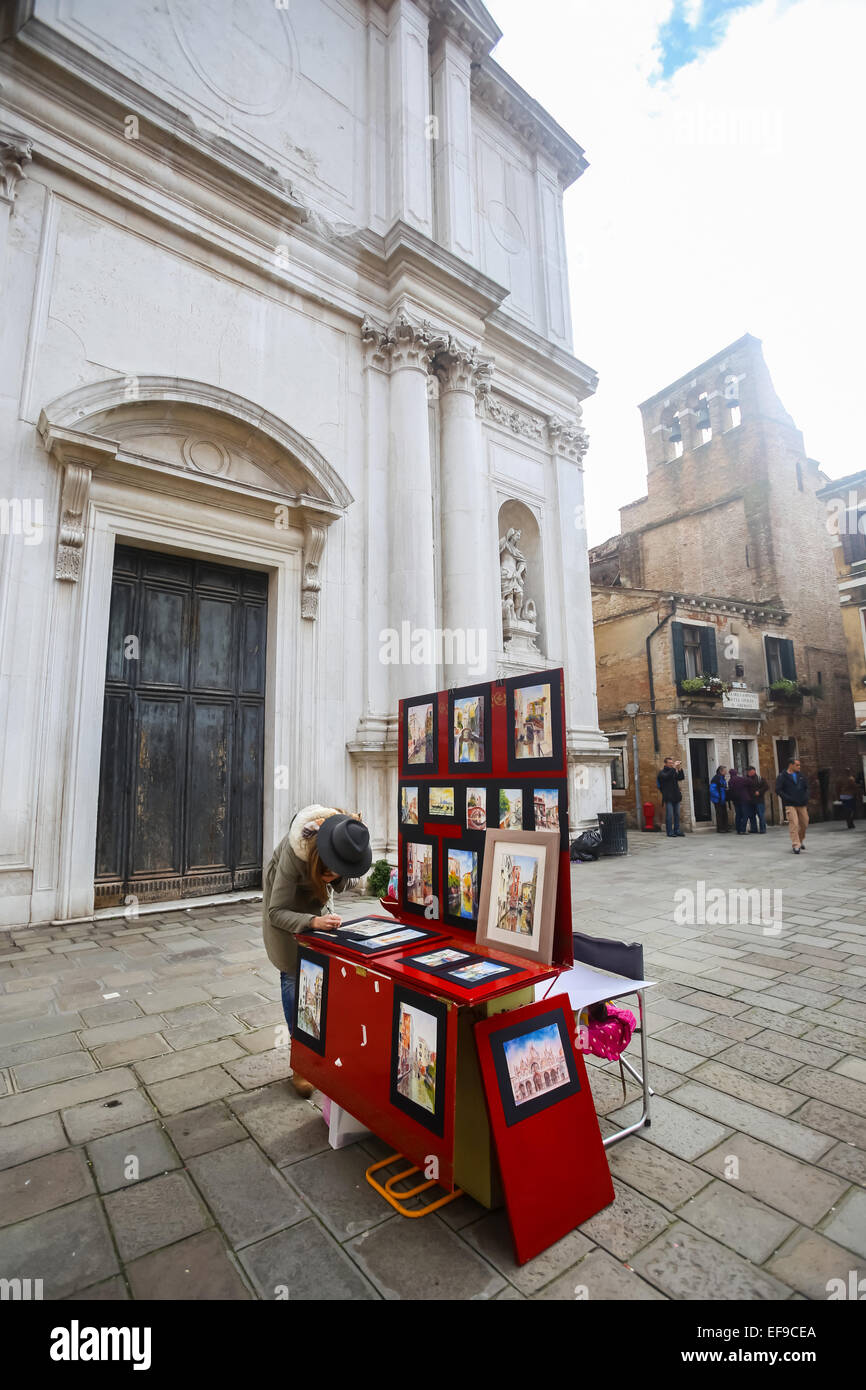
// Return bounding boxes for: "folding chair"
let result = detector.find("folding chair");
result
[562,931,654,1147]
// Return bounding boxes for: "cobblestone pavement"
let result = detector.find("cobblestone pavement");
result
[0,821,864,1300]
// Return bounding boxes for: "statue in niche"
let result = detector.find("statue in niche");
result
[499,527,542,657]
[499,528,528,620]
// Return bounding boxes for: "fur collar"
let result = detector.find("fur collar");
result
[288,803,342,861]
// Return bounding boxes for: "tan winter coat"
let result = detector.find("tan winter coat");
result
[261,804,347,975]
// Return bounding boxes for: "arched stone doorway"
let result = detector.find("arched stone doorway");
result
[36,377,352,921]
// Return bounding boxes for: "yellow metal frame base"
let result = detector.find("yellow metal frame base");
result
[365,1152,463,1218]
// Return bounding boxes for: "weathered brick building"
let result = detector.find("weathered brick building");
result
[590,335,854,830]
[816,469,866,788]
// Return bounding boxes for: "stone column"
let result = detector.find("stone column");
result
[549,414,613,827]
[433,338,494,685]
[385,312,438,694]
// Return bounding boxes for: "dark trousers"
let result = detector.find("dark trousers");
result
[755,801,766,832]
[714,802,729,832]
[734,801,749,833]
[665,801,681,835]
[841,797,856,828]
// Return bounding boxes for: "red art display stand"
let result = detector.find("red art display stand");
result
[289,668,613,1227]
[474,995,615,1263]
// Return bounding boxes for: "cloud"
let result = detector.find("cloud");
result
[484,0,866,544]
[656,0,766,78]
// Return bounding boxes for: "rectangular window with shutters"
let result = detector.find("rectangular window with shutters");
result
[765,635,796,684]
[672,621,718,690]
[840,517,866,566]
[683,626,702,678]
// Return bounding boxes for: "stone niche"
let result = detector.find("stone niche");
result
[498,497,546,663]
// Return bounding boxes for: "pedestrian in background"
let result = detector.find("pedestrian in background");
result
[657,755,686,837]
[710,765,730,832]
[728,767,753,835]
[747,765,768,833]
[775,758,809,854]
[837,770,859,829]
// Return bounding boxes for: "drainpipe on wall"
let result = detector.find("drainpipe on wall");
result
[647,604,676,755]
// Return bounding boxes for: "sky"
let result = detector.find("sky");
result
[483,0,866,545]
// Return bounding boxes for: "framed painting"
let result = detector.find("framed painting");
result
[505,671,564,773]
[292,946,329,1056]
[443,842,481,928]
[465,785,488,833]
[490,1004,582,1125]
[390,986,448,1136]
[497,785,528,831]
[474,996,614,1264]
[475,829,559,965]
[531,778,568,849]
[401,947,524,989]
[428,785,457,819]
[400,784,423,826]
[448,684,492,774]
[402,693,438,774]
[401,838,439,920]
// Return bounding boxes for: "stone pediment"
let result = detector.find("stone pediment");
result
[37,376,353,513]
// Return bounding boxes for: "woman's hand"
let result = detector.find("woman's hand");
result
[311,914,342,932]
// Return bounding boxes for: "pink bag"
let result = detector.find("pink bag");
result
[578,1002,636,1061]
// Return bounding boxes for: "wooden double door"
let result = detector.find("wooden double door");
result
[95,547,267,906]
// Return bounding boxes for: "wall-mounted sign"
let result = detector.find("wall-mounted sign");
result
[723,689,760,710]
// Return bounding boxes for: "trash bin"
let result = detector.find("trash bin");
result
[597,811,628,857]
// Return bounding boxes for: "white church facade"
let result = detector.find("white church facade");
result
[0,0,611,927]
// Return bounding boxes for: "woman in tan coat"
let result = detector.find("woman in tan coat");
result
[262,804,372,1096]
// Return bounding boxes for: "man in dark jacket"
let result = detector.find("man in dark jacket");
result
[775,758,809,853]
[747,766,768,833]
[657,756,686,836]
[727,769,753,834]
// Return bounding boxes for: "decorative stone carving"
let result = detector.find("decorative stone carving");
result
[300,515,326,621]
[431,335,494,399]
[56,463,92,582]
[548,413,589,464]
[483,392,546,440]
[361,312,437,373]
[0,129,33,205]
[499,526,542,658]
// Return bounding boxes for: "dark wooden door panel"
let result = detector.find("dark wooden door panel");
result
[139,586,189,688]
[95,548,267,906]
[191,595,234,692]
[235,701,265,870]
[95,691,130,880]
[186,700,232,869]
[130,697,185,876]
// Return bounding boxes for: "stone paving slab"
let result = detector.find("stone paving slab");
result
[0,823,863,1300]
[187,1139,307,1248]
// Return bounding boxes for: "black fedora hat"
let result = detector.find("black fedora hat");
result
[316,814,372,879]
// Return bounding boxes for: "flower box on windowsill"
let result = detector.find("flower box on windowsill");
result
[768,680,808,705]
[679,676,732,700]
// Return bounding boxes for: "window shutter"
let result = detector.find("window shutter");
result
[699,626,717,676]
[764,634,774,683]
[672,622,686,687]
[780,638,797,681]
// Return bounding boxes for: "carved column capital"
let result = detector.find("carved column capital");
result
[548,412,589,464]
[300,514,326,621]
[0,128,33,205]
[56,463,92,582]
[431,335,494,402]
